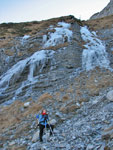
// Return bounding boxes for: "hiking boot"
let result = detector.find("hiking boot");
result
[40,139,43,142]
[50,132,53,136]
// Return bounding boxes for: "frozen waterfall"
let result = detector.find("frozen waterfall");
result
[80,26,110,71]
[0,50,55,94]
[43,22,73,48]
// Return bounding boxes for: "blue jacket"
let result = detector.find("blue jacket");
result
[36,114,49,126]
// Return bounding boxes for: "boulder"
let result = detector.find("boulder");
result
[106,90,113,101]
[32,131,39,143]
[49,119,57,125]
[86,144,94,150]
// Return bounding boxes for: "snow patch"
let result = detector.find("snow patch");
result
[80,26,110,71]
[43,22,72,48]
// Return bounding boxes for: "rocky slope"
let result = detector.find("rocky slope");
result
[90,0,113,19]
[0,14,113,150]
[0,69,113,150]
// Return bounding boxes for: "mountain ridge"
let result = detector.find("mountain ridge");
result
[90,0,113,19]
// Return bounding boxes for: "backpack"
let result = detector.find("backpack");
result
[38,114,48,125]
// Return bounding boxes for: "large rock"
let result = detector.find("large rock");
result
[106,90,113,101]
[32,131,39,143]
[49,119,57,125]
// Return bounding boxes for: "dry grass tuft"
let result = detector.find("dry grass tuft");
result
[38,93,53,103]
[60,103,79,114]
[0,39,13,49]
[43,42,69,50]
[0,100,24,132]
[0,99,41,133]
[23,102,42,116]
[60,88,65,92]
[66,88,74,93]
[62,95,70,102]
[4,49,15,56]
[84,15,113,31]
[8,145,26,150]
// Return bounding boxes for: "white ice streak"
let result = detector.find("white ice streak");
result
[80,26,110,71]
[23,35,30,40]
[21,35,30,45]
[0,50,55,91]
[58,22,71,28]
[43,22,73,48]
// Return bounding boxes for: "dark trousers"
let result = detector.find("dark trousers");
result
[39,124,54,141]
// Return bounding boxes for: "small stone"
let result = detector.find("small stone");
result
[76,102,80,107]
[99,143,105,150]
[31,143,38,149]
[62,133,66,137]
[66,144,71,149]
[24,102,30,108]
[43,132,50,140]
[41,145,47,150]
[72,136,76,139]
[9,141,15,146]
[55,112,63,118]
[55,143,66,148]
[86,144,94,150]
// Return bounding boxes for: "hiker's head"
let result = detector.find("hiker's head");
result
[42,109,47,115]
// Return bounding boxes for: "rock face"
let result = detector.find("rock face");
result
[90,0,113,19]
[0,16,83,104]
[0,15,112,105]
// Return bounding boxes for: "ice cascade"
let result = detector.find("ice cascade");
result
[80,26,110,71]
[43,22,73,48]
[0,50,55,93]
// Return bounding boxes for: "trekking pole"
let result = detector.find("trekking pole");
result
[48,122,54,137]
[45,121,48,143]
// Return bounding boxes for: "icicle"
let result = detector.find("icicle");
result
[28,63,36,81]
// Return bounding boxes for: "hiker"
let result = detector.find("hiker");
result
[36,109,54,142]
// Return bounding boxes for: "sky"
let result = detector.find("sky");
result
[0,0,110,23]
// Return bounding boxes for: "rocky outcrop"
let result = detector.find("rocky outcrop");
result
[90,0,113,19]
